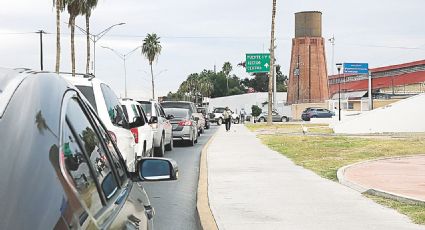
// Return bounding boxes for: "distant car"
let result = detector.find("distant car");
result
[258,111,289,122]
[120,98,155,158]
[63,74,137,172]
[161,101,205,135]
[209,107,239,125]
[0,68,178,229]
[138,100,173,157]
[164,107,199,146]
[301,107,335,121]
[197,107,210,129]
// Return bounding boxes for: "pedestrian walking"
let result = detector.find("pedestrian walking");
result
[240,108,246,124]
[223,107,232,131]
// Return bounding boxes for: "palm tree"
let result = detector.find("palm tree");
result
[53,0,69,73]
[82,0,98,74]
[222,62,232,94]
[68,0,84,77]
[141,33,162,99]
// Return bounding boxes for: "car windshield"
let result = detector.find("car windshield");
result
[164,108,189,118]
[161,102,191,110]
[139,101,152,117]
[213,108,225,113]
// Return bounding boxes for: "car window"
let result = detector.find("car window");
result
[131,104,139,118]
[158,105,166,117]
[136,105,148,124]
[214,108,225,113]
[154,104,162,118]
[63,98,119,216]
[76,85,98,112]
[87,105,127,184]
[161,102,192,112]
[100,83,127,127]
[139,102,152,117]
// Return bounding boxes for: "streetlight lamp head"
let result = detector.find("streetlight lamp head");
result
[118,22,126,25]
[336,63,343,72]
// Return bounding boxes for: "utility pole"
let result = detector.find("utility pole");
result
[267,0,277,125]
[36,30,46,71]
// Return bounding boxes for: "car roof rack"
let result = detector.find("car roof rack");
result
[58,72,95,80]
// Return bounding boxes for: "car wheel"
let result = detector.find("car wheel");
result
[165,135,173,151]
[194,134,198,144]
[217,118,223,125]
[281,117,288,122]
[189,133,195,146]
[154,136,165,157]
[259,117,265,122]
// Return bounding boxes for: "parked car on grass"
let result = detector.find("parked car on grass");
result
[138,100,173,157]
[63,74,137,171]
[161,101,205,135]
[164,107,199,146]
[301,107,335,121]
[0,68,178,230]
[120,98,154,158]
[257,111,290,122]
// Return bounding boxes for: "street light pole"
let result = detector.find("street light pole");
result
[336,63,343,121]
[73,22,126,75]
[102,45,141,98]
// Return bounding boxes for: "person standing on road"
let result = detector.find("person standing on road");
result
[240,108,246,124]
[223,107,231,131]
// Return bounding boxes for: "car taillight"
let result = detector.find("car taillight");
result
[130,128,139,143]
[108,131,117,144]
[178,120,192,126]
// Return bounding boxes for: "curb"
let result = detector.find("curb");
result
[337,154,425,206]
[196,130,219,230]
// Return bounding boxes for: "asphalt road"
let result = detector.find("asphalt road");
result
[143,125,219,230]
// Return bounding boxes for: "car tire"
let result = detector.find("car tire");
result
[281,117,288,122]
[165,135,173,151]
[189,133,195,146]
[154,136,165,157]
[194,134,198,144]
[259,117,265,122]
[217,118,223,125]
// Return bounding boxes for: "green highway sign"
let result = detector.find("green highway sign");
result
[246,53,271,73]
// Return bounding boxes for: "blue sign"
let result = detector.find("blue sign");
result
[343,63,369,74]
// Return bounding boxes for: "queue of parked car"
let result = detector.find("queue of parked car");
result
[0,68,211,230]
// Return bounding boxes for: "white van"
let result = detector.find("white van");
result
[63,75,137,171]
[120,98,154,158]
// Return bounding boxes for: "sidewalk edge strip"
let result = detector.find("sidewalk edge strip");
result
[197,130,219,230]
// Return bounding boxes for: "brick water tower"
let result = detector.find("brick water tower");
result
[287,11,329,104]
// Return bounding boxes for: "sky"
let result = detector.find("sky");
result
[0,0,424,99]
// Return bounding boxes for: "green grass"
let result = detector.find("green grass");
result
[259,135,425,181]
[246,123,333,134]
[366,194,425,225]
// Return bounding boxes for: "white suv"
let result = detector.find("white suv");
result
[120,98,154,158]
[63,75,137,171]
[138,100,173,157]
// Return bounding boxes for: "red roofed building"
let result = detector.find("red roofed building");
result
[329,59,425,100]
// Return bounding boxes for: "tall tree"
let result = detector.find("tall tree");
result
[53,0,69,73]
[142,33,162,99]
[82,0,98,74]
[68,0,84,76]
[222,62,232,94]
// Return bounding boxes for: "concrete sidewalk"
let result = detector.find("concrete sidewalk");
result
[207,125,424,230]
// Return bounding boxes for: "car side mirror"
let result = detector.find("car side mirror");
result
[149,116,158,124]
[166,114,174,120]
[137,158,178,181]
